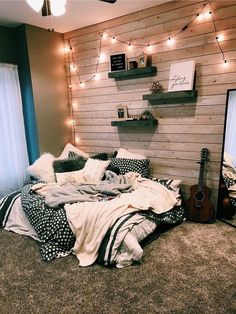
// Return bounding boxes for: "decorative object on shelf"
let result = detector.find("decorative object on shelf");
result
[140,110,154,121]
[128,58,138,70]
[116,105,128,120]
[110,53,126,72]
[138,53,148,68]
[168,60,195,92]
[128,114,142,120]
[150,81,162,94]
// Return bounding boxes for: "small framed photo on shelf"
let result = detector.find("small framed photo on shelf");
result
[127,58,138,70]
[116,105,128,120]
[138,53,147,68]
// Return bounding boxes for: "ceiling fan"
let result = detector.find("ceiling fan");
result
[26,0,117,17]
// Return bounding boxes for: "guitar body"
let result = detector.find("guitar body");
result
[185,148,215,223]
[186,185,214,222]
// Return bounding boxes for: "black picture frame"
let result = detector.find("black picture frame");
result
[110,53,126,72]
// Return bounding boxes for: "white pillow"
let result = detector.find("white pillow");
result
[55,169,85,185]
[59,143,89,159]
[27,153,56,183]
[83,158,110,182]
[117,148,147,160]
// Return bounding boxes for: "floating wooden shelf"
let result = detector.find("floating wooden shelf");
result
[143,90,198,104]
[108,66,157,80]
[111,119,158,127]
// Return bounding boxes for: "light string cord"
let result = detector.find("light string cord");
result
[67,0,230,87]
[209,1,226,63]
[65,0,233,142]
[67,40,76,144]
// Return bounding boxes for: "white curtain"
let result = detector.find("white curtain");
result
[0,63,29,197]
[224,90,236,165]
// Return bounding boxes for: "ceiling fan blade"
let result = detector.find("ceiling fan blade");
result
[42,0,52,16]
[99,0,117,3]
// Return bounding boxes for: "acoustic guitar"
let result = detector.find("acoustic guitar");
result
[186,148,214,223]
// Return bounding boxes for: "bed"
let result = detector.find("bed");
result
[0,144,185,268]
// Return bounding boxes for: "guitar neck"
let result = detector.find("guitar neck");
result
[197,161,205,192]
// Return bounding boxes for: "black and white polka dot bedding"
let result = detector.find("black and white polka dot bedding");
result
[21,182,75,261]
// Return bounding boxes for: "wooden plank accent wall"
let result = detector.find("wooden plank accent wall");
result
[64,0,236,206]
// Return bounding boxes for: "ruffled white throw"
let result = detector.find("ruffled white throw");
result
[65,173,179,267]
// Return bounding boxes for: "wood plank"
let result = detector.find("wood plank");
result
[64,0,236,204]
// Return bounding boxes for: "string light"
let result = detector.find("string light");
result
[75,137,80,144]
[66,0,232,92]
[64,46,70,53]
[99,53,106,62]
[147,44,152,52]
[101,32,108,39]
[65,0,233,145]
[94,73,100,80]
[70,65,77,71]
[167,37,175,46]
[223,59,229,67]
[216,34,224,42]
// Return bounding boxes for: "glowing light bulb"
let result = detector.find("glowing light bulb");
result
[147,44,153,52]
[80,81,85,88]
[101,32,108,39]
[64,46,70,53]
[72,103,77,108]
[71,119,75,126]
[167,37,175,46]
[70,65,77,71]
[203,11,212,19]
[50,0,66,16]
[94,73,100,80]
[223,60,229,67]
[75,137,80,144]
[196,13,203,21]
[99,53,106,62]
[68,84,72,89]
[216,34,224,42]
[26,0,43,12]
[128,43,132,50]
[111,36,116,43]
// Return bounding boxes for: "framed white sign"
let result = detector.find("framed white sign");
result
[168,60,195,92]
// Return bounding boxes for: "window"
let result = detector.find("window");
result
[0,63,29,196]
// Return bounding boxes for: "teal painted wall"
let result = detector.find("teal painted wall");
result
[0,26,16,63]
[0,24,70,161]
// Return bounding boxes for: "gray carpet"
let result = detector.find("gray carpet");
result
[0,220,235,314]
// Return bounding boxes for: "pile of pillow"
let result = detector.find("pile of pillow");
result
[27,144,150,185]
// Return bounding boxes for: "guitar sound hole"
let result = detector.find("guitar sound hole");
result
[194,191,205,201]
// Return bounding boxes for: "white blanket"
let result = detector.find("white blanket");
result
[65,174,178,267]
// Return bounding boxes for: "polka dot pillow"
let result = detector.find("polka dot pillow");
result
[109,158,150,178]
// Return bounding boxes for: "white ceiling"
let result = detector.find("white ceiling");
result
[0,0,171,33]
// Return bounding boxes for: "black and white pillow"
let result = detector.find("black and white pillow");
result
[109,158,150,178]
